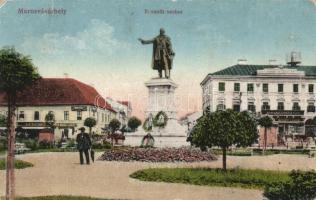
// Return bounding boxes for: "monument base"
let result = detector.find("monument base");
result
[126,77,189,147]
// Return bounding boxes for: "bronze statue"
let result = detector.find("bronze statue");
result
[138,28,175,78]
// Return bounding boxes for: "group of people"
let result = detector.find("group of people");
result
[76,127,93,165]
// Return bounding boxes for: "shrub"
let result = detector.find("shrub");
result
[0,137,7,151]
[24,139,38,150]
[38,140,54,149]
[263,170,316,200]
[92,141,112,149]
[66,139,76,148]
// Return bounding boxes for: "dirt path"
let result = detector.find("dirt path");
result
[0,152,315,200]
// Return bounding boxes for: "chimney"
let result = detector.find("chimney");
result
[237,59,247,65]
[286,52,301,66]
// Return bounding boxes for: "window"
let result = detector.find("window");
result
[277,102,284,111]
[218,82,225,92]
[309,84,314,93]
[248,102,256,112]
[19,111,25,120]
[263,83,269,93]
[278,84,284,93]
[233,104,240,112]
[77,111,82,120]
[307,103,315,112]
[234,83,240,92]
[292,102,300,111]
[261,102,270,111]
[293,84,299,93]
[34,111,39,120]
[64,111,69,120]
[216,104,226,111]
[247,83,254,92]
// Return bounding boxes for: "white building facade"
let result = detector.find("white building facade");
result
[201,62,316,143]
[106,98,132,128]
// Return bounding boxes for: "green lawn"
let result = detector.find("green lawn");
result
[13,196,117,200]
[0,159,33,170]
[130,168,290,189]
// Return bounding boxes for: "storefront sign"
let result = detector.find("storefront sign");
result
[261,110,304,116]
[71,105,87,111]
[17,122,46,127]
[56,123,77,128]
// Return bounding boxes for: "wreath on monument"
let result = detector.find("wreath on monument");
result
[153,111,168,128]
[142,117,153,132]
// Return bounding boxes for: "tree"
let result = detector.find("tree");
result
[258,115,273,154]
[108,119,121,145]
[128,116,142,132]
[0,114,7,127]
[109,119,121,134]
[0,47,40,200]
[191,109,257,170]
[84,117,97,137]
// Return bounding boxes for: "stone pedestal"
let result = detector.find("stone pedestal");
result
[125,78,188,147]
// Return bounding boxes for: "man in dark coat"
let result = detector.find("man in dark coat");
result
[76,127,91,165]
[138,28,175,79]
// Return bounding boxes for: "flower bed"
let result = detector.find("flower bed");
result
[99,147,217,162]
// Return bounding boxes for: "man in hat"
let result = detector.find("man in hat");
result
[76,127,92,165]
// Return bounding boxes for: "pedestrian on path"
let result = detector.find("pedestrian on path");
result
[76,127,92,165]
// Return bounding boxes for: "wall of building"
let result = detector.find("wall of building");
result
[202,76,316,119]
[0,105,116,139]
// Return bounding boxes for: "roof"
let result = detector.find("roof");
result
[210,64,316,76]
[117,100,130,107]
[0,78,116,112]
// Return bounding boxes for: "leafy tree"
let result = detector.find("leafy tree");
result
[108,119,121,145]
[128,116,142,132]
[191,109,257,170]
[109,118,121,134]
[84,117,97,136]
[0,114,6,127]
[264,170,316,200]
[258,116,273,154]
[0,47,40,200]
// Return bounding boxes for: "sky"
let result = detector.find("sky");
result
[1,0,316,119]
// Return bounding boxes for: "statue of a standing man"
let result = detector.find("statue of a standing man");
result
[138,28,175,79]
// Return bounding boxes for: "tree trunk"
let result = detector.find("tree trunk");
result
[263,127,267,155]
[222,147,227,171]
[89,127,92,138]
[6,93,16,200]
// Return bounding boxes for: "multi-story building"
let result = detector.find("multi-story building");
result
[201,55,316,147]
[0,78,117,139]
[106,98,132,127]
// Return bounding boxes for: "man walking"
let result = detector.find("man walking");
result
[76,127,91,165]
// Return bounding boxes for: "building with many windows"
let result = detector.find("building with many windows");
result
[0,78,118,139]
[106,98,132,128]
[201,56,316,147]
